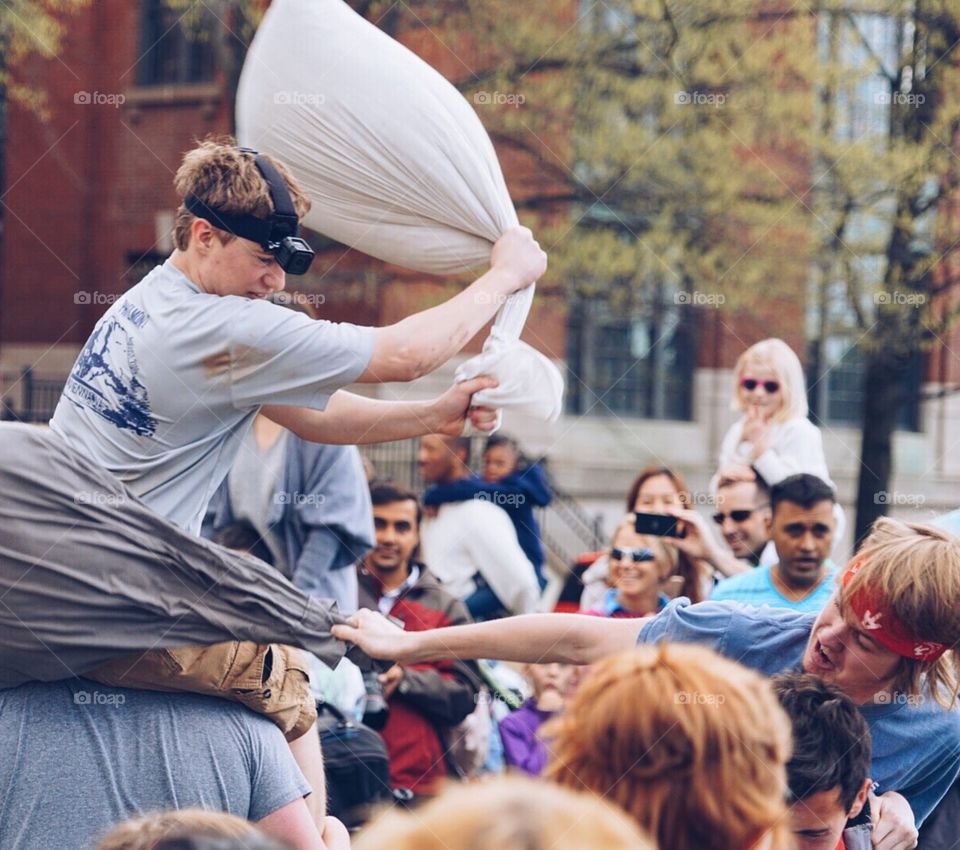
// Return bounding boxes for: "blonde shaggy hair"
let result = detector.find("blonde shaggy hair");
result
[353,776,654,850]
[173,136,311,251]
[95,809,256,850]
[843,517,960,708]
[733,338,808,423]
[544,644,794,850]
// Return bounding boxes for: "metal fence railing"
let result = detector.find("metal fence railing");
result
[0,368,66,423]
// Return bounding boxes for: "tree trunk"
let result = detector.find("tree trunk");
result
[854,341,907,545]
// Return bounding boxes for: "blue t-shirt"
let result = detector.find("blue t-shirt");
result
[640,598,960,825]
[709,561,838,613]
[0,679,311,850]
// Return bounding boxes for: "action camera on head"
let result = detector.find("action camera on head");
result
[184,148,316,275]
[273,235,315,275]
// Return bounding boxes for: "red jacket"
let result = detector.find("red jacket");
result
[357,563,480,794]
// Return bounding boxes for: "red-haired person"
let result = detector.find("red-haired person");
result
[545,645,794,850]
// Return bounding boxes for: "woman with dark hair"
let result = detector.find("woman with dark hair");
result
[581,465,709,608]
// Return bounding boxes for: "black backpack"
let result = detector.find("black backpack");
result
[316,698,407,828]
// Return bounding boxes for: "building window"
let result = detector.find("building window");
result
[807,337,920,431]
[138,0,216,87]
[566,293,695,420]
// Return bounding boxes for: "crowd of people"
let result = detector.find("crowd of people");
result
[1,138,958,850]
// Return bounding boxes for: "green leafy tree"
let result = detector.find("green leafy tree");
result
[101,0,960,537]
[376,0,960,539]
[808,2,960,542]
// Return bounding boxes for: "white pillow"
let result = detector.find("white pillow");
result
[236,0,562,422]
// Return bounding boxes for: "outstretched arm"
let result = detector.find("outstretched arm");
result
[331,608,648,666]
[264,377,498,444]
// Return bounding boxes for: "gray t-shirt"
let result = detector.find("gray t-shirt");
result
[0,679,310,849]
[50,259,374,534]
[641,598,960,825]
[228,427,290,572]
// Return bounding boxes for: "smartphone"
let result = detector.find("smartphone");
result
[634,511,686,538]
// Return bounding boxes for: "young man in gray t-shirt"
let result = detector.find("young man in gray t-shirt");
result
[51,139,546,536]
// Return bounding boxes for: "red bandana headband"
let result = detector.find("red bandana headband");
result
[842,560,950,662]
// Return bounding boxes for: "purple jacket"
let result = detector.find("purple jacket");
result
[499,698,556,776]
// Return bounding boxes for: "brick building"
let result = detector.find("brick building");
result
[2,1,959,558]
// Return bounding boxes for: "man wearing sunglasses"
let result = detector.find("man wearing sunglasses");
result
[710,474,837,613]
[712,475,774,567]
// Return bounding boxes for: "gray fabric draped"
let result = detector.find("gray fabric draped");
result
[0,423,354,688]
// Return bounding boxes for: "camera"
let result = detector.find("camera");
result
[273,235,315,275]
[361,670,390,731]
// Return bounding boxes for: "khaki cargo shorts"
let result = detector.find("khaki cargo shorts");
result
[88,641,316,742]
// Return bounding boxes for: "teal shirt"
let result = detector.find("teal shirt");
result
[709,561,837,613]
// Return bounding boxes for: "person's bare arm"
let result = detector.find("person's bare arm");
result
[357,227,546,383]
[331,608,649,666]
[263,377,499,444]
[257,799,340,850]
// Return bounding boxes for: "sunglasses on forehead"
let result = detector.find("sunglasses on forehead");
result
[740,377,780,393]
[610,547,655,562]
[712,504,769,524]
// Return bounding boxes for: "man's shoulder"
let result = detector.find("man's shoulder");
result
[642,597,815,673]
[125,263,253,328]
[406,568,470,621]
[711,565,771,595]
[431,497,514,532]
[412,565,457,596]
[442,495,515,525]
[662,596,812,626]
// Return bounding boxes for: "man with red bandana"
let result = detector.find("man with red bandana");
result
[334,517,960,850]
